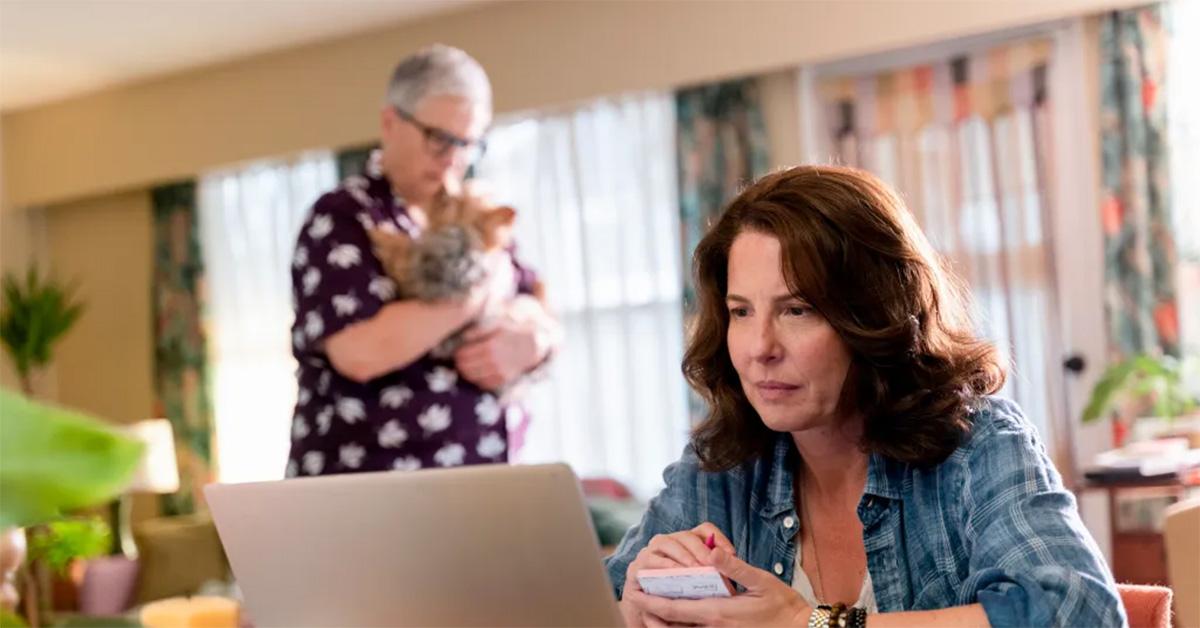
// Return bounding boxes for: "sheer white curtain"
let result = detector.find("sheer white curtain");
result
[198,152,338,483]
[908,103,1060,439]
[475,92,689,498]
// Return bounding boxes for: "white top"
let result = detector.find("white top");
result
[790,547,878,612]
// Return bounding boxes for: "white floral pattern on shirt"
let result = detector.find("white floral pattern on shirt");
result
[434,443,467,467]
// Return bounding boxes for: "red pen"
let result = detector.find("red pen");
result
[705,533,716,550]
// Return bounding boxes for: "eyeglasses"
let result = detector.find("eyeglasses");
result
[394,106,487,165]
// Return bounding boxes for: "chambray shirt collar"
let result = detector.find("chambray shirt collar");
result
[756,435,797,519]
[865,451,905,501]
[756,433,906,521]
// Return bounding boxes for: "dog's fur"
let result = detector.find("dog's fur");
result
[367,188,517,302]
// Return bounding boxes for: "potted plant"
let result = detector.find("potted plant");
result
[0,391,143,627]
[0,267,85,396]
[1083,354,1200,446]
[27,518,111,614]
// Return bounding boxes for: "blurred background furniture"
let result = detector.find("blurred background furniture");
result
[1082,472,1200,585]
[1165,498,1200,628]
[116,419,181,558]
[132,514,229,606]
[1117,584,1173,628]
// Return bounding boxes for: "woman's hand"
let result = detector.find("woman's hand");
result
[619,523,735,627]
[624,548,811,627]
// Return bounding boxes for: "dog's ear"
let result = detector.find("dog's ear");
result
[476,206,517,251]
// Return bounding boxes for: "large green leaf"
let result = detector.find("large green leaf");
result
[0,390,143,527]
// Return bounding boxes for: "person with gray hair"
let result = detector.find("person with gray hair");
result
[285,44,559,477]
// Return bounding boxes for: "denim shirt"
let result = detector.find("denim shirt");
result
[605,397,1126,627]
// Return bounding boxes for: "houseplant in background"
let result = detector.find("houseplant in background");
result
[1083,353,1200,446]
[26,519,110,616]
[0,267,85,397]
[0,391,143,627]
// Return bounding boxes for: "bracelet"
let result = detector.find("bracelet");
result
[808,605,832,628]
[808,604,866,628]
[829,602,847,627]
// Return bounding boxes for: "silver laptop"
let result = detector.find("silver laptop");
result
[205,463,624,627]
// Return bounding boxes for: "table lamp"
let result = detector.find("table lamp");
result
[115,419,180,558]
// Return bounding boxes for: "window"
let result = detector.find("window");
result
[808,34,1069,455]
[1169,0,1200,358]
[198,152,337,483]
[199,95,689,496]
[475,92,690,497]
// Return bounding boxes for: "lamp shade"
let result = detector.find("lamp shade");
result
[120,419,180,494]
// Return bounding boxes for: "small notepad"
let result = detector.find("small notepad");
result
[636,566,732,599]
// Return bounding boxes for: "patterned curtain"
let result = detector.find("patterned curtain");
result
[676,78,771,307]
[1099,4,1179,358]
[676,78,771,425]
[815,39,1072,463]
[336,144,378,181]
[151,181,214,515]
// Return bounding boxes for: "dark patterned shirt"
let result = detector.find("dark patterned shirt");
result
[286,158,537,477]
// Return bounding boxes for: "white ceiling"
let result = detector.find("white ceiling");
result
[0,0,487,113]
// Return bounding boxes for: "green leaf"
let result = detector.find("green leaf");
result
[0,390,143,528]
[1083,354,1199,423]
[1083,358,1140,422]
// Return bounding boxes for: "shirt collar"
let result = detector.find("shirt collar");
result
[757,434,797,519]
[865,452,905,501]
[757,432,906,520]
[361,153,418,234]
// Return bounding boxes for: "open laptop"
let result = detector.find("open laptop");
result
[205,463,624,627]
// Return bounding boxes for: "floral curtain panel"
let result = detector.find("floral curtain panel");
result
[1099,4,1179,358]
[675,78,771,425]
[676,78,771,307]
[336,144,377,181]
[151,181,214,515]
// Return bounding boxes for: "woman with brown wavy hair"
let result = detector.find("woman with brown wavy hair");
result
[604,166,1122,628]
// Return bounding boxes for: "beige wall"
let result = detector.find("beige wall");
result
[0,116,54,395]
[1,0,1143,210]
[43,190,155,423]
[758,70,804,171]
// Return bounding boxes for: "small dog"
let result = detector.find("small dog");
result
[366,187,519,357]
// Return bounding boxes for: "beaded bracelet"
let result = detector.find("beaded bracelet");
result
[808,605,867,628]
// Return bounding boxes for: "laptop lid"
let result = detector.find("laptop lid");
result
[205,463,623,627]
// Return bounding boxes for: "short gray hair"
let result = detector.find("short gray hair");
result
[386,44,492,113]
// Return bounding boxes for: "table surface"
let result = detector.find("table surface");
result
[1081,468,1200,490]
